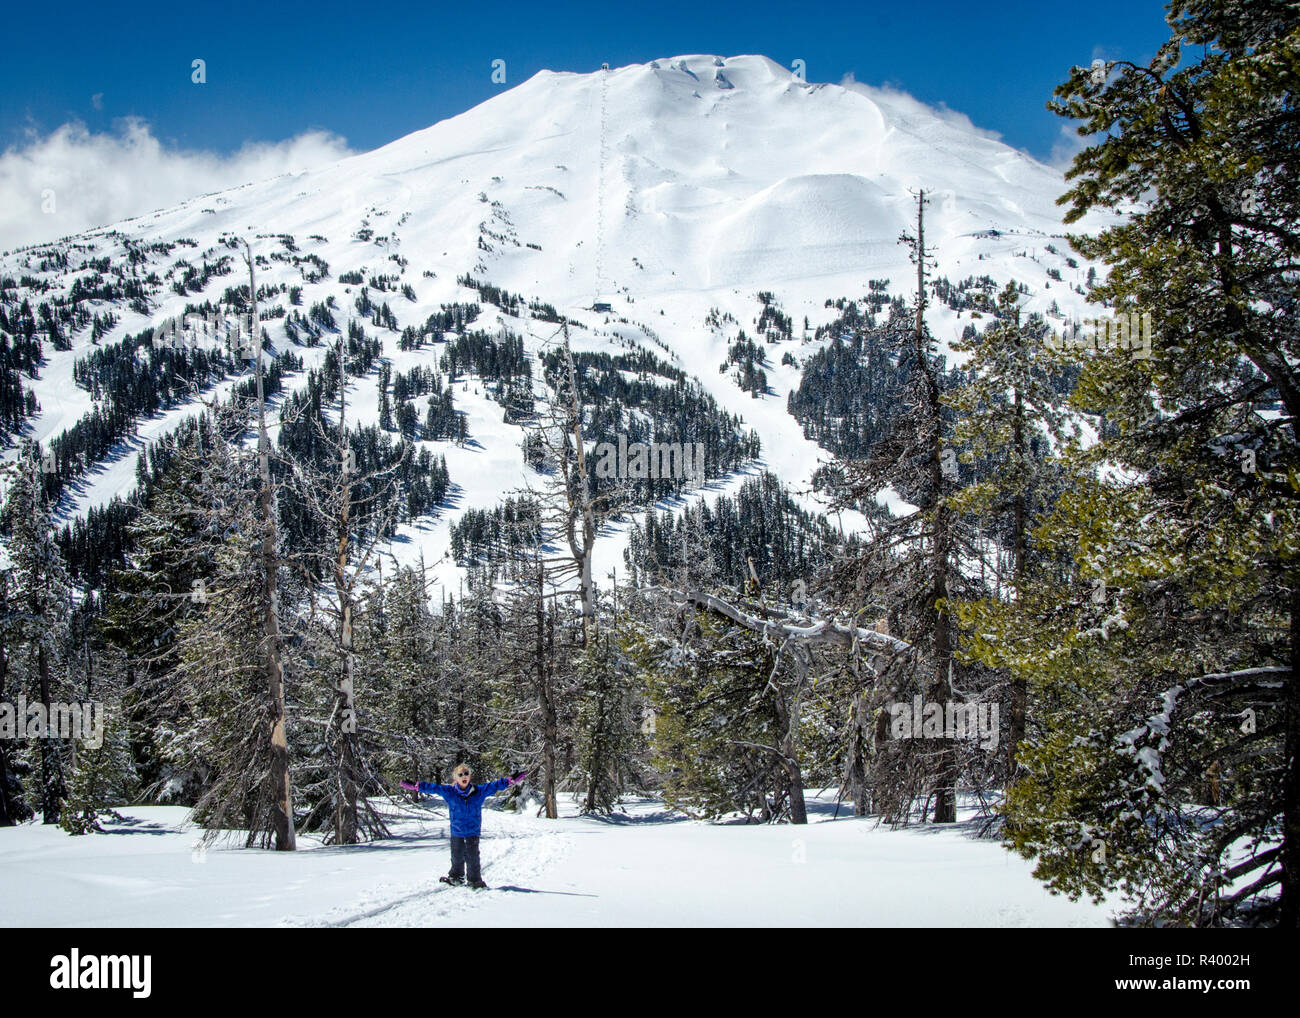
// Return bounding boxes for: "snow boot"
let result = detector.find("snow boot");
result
[469,878,489,890]
[440,874,465,886]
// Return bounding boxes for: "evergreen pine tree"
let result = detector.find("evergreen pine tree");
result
[574,586,642,813]
[945,281,1079,779]
[1,442,72,824]
[996,0,1300,925]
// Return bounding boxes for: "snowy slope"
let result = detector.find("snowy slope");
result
[0,54,1117,594]
[0,793,1120,927]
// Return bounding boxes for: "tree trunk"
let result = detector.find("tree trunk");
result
[913,192,958,825]
[582,654,605,814]
[535,561,558,819]
[849,692,870,816]
[335,602,358,846]
[1007,334,1028,782]
[37,643,63,825]
[247,242,295,851]
[770,648,808,825]
[0,634,13,826]
[929,511,958,825]
[1280,582,1300,927]
[561,331,597,647]
[333,340,359,846]
[781,741,808,825]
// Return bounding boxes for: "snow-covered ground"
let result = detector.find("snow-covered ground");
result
[0,791,1117,927]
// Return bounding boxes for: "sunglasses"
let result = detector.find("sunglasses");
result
[456,772,471,779]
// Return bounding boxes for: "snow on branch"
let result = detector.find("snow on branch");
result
[1182,666,1287,691]
[644,586,913,656]
[1116,666,1286,797]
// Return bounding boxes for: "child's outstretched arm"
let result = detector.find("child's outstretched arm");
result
[479,777,510,798]
[400,779,454,799]
[479,772,526,799]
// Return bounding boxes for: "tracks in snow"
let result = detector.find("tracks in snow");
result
[285,829,571,928]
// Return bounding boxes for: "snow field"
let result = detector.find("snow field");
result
[0,791,1119,927]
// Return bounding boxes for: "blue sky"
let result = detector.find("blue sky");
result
[0,0,1179,248]
[4,0,1173,162]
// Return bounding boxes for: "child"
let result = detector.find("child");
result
[401,764,526,889]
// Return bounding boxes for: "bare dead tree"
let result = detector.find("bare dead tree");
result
[520,325,629,648]
[244,239,295,850]
[281,331,408,844]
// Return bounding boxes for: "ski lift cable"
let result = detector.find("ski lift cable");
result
[595,63,610,306]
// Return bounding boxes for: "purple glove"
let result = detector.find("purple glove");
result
[400,780,419,792]
[507,771,527,786]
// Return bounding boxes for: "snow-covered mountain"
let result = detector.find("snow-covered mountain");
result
[0,53,1114,592]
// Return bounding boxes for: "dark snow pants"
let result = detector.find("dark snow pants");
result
[449,836,481,882]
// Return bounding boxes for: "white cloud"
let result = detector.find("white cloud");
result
[837,73,1006,144]
[0,118,354,251]
[1043,46,1119,170]
[1049,122,1096,170]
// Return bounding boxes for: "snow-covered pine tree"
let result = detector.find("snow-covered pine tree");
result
[945,281,1079,779]
[58,690,134,835]
[150,406,285,846]
[1,441,72,824]
[574,582,642,813]
[493,551,571,819]
[634,602,793,822]
[100,414,224,803]
[368,561,443,799]
[1000,0,1300,925]
[826,192,971,823]
[56,597,136,834]
[989,464,1288,925]
[0,531,35,824]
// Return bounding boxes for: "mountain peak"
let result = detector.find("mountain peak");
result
[0,45,1114,594]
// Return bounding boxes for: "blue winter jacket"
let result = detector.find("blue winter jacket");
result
[417,778,510,837]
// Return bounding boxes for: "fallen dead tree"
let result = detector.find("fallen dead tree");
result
[635,585,915,823]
